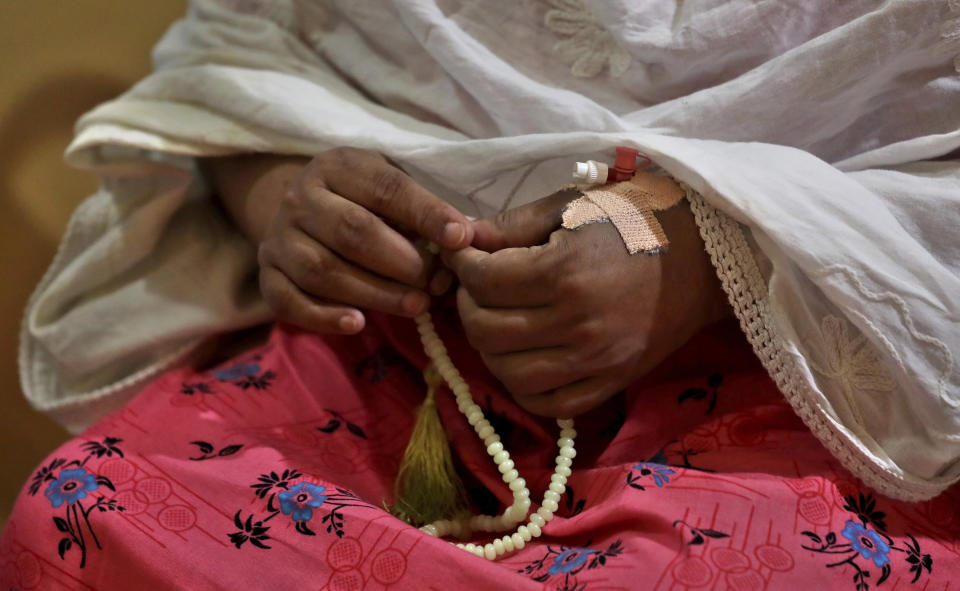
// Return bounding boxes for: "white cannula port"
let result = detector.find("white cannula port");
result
[571,160,608,183]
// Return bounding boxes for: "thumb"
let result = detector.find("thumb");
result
[471,189,578,252]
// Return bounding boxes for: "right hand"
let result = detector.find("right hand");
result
[257,148,473,334]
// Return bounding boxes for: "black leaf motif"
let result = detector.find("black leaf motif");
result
[689,534,705,546]
[825,532,836,545]
[218,444,244,457]
[57,538,72,560]
[699,529,729,539]
[317,420,341,434]
[801,531,821,544]
[346,423,367,439]
[249,536,272,549]
[678,388,708,404]
[95,476,116,492]
[191,441,215,455]
[877,563,891,586]
[843,492,887,532]
[53,517,70,533]
[228,532,248,549]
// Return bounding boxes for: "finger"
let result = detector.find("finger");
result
[429,267,455,296]
[457,288,567,354]
[272,228,431,317]
[513,376,621,418]
[442,241,560,307]
[318,149,474,250]
[259,265,366,334]
[296,188,432,287]
[470,189,577,252]
[482,347,582,397]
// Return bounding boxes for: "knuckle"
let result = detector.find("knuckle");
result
[369,167,409,211]
[572,320,600,344]
[462,322,493,353]
[556,274,584,298]
[416,203,444,239]
[256,243,272,269]
[303,247,334,280]
[321,147,355,167]
[500,374,526,397]
[493,209,515,233]
[568,332,606,367]
[564,303,591,326]
[336,207,375,253]
[313,147,363,181]
[480,353,508,382]
[279,185,302,210]
[606,343,637,373]
[464,258,490,292]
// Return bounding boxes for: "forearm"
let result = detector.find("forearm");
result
[202,153,310,246]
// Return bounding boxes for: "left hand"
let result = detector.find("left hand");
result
[442,179,731,418]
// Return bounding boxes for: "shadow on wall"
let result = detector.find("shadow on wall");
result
[0,72,129,525]
[1,72,127,238]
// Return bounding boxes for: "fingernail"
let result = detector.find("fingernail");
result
[442,222,465,246]
[402,291,430,316]
[339,313,363,333]
[429,269,454,295]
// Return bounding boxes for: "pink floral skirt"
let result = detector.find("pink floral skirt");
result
[2,309,958,590]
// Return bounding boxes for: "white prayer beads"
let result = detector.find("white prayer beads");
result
[414,312,577,560]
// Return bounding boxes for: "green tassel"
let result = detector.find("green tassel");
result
[390,364,468,526]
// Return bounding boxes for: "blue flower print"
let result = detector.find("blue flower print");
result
[633,462,676,487]
[841,520,890,567]
[44,468,99,508]
[215,363,260,381]
[278,482,327,522]
[547,548,596,575]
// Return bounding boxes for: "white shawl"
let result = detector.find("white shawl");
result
[21,0,960,500]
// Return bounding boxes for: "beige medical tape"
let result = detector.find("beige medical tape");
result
[561,173,685,254]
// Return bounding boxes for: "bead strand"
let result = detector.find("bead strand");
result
[414,312,577,560]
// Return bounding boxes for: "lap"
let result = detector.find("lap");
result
[3,314,957,590]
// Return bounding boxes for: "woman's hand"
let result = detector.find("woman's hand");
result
[443,178,730,417]
[206,148,473,334]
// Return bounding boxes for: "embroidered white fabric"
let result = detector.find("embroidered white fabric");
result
[686,189,954,501]
[20,0,960,499]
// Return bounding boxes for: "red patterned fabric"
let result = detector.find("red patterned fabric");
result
[3,310,958,590]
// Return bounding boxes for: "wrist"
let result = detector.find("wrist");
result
[202,153,310,246]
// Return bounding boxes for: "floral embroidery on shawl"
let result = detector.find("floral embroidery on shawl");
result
[812,316,896,394]
[544,0,632,78]
[808,315,896,428]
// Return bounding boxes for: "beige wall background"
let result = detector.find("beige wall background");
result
[0,1,188,525]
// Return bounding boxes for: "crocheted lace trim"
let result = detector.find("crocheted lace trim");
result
[685,188,947,501]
